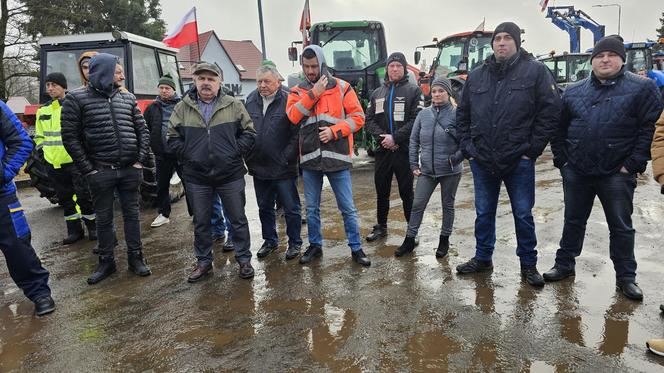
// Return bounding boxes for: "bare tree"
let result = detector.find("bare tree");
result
[1,0,38,101]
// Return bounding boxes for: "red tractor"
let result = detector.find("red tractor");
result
[24,31,185,205]
[414,30,493,103]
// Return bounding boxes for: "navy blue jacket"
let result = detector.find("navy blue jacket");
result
[551,67,663,176]
[244,87,299,180]
[457,49,562,175]
[1,100,33,198]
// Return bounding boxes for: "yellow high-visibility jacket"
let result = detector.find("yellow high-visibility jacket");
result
[35,99,73,168]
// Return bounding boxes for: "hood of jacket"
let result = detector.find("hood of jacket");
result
[301,45,335,89]
[88,53,119,95]
[78,51,98,87]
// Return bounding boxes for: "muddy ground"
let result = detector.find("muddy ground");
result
[2,151,664,372]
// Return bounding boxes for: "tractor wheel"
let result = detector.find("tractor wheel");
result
[24,149,59,205]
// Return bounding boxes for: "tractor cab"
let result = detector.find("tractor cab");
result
[37,31,183,111]
[415,30,493,101]
[309,21,388,102]
[539,52,591,89]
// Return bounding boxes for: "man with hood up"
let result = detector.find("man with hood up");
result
[364,52,423,244]
[286,45,370,267]
[455,22,562,287]
[62,53,152,285]
[77,51,98,88]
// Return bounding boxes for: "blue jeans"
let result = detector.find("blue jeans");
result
[254,176,302,246]
[211,194,233,240]
[470,159,537,266]
[302,168,361,251]
[555,166,637,282]
[187,179,251,265]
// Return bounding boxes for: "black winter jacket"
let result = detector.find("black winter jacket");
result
[244,88,299,180]
[551,67,663,176]
[144,96,181,156]
[365,75,423,153]
[61,54,150,175]
[457,49,562,175]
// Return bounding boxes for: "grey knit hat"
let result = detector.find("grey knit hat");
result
[431,77,453,96]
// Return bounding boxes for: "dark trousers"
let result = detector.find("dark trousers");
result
[0,193,51,301]
[88,166,143,257]
[253,176,302,246]
[187,179,251,265]
[555,167,637,282]
[470,159,538,266]
[47,162,94,219]
[374,150,414,226]
[155,154,190,217]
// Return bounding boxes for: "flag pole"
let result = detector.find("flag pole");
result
[194,7,202,61]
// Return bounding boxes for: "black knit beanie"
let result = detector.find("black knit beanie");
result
[591,35,626,62]
[45,72,67,90]
[386,52,408,75]
[492,22,522,49]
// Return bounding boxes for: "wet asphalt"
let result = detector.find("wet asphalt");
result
[2,150,664,372]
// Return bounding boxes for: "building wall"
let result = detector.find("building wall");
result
[200,38,250,99]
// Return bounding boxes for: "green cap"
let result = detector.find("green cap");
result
[158,73,176,90]
[192,61,222,77]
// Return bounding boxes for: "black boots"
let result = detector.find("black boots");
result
[365,224,387,242]
[83,218,97,241]
[87,256,117,284]
[395,236,416,257]
[436,235,449,258]
[128,251,152,277]
[63,219,85,245]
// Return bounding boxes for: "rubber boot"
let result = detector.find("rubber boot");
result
[436,235,449,258]
[87,256,117,285]
[83,218,97,241]
[63,219,85,245]
[128,251,151,277]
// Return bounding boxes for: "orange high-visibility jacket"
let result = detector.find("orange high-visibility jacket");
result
[287,76,365,172]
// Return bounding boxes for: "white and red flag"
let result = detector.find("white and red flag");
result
[539,0,550,12]
[299,0,311,44]
[163,7,198,48]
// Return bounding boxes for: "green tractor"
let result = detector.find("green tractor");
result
[288,20,390,154]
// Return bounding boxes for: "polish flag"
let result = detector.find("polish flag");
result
[299,0,311,44]
[539,0,550,12]
[163,7,198,48]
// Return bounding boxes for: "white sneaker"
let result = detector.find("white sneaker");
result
[151,214,170,227]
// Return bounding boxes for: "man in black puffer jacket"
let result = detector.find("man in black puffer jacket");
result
[365,52,423,242]
[545,36,663,301]
[62,53,151,285]
[456,22,562,286]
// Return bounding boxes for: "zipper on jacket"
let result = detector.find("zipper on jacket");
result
[108,97,123,162]
[432,108,438,175]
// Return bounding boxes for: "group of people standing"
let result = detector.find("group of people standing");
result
[1,22,663,335]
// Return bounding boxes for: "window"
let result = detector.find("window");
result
[45,47,125,90]
[158,52,183,95]
[317,29,382,71]
[131,44,160,95]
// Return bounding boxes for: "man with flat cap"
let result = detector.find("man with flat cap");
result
[168,62,256,282]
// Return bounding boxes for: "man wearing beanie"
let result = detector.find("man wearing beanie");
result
[144,74,186,228]
[456,21,562,287]
[546,35,663,301]
[365,52,423,243]
[35,72,96,245]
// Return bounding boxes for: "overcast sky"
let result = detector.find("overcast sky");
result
[160,0,662,77]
